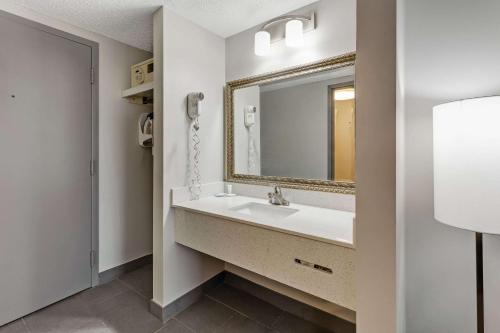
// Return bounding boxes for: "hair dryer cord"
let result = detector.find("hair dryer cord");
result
[189,118,201,200]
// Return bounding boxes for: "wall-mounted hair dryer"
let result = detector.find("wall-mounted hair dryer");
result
[244,105,257,128]
[187,92,204,127]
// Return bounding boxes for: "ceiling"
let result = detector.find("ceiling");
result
[14,0,318,51]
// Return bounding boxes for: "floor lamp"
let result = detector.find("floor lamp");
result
[433,96,500,333]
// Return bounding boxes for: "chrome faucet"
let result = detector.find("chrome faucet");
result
[268,185,289,206]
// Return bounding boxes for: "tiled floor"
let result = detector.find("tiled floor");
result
[0,265,333,333]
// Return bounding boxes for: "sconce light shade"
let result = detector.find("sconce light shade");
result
[285,19,304,47]
[433,96,500,235]
[254,30,271,56]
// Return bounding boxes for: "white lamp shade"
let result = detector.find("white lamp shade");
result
[433,96,500,234]
[254,30,270,56]
[285,19,304,47]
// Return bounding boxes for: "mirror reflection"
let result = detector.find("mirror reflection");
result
[233,65,355,182]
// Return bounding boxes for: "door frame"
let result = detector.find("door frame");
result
[327,81,355,181]
[0,10,100,287]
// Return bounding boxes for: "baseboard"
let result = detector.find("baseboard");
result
[98,254,152,285]
[224,271,356,333]
[149,271,226,323]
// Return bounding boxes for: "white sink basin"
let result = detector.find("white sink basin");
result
[229,202,298,220]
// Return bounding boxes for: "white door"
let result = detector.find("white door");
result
[0,13,94,325]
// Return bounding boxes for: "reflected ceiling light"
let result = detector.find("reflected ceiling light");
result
[254,30,271,56]
[253,13,314,56]
[285,19,304,47]
[334,88,355,101]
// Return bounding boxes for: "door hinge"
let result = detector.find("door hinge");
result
[90,67,95,85]
[90,250,96,268]
[90,160,96,176]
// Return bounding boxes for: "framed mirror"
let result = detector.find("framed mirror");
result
[225,53,356,194]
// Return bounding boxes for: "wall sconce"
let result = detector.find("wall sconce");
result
[254,31,271,56]
[254,12,316,56]
[285,19,304,48]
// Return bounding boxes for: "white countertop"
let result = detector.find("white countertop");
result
[172,195,355,248]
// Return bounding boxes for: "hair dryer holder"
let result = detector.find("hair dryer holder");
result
[138,112,153,148]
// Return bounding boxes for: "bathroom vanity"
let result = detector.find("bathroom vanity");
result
[173,194,356,311]
[174,53,357,314]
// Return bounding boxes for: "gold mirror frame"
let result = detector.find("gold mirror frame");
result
[224,52,356,194]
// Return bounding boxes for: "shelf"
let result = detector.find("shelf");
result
[122,82,154,102]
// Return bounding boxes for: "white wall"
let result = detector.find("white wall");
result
[225,0,356,81]
[152,7,165,307]
[261,79,328,179]
[356,0,397,331]
[0,2,154,273]
[98,36,153,273]
[398,0,500,332]
[160,7,225,305]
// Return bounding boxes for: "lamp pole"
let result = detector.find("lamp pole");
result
[476,232,483,333]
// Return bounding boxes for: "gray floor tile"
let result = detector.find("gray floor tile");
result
[68,320,111,333]
[78,280,128,306]
[272,313,332,333]
[118,264,153,298]
[176,296,236,333]
[0,320,29,333]
[89,290,163,333]
[207,284,283,327]
[3,264,343,333]
[216,314,271,333]
[224,275,354,332]
[89,290,147,315]
[24,295,99,333]
[98,305,163,333]
[155,319,193,333]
